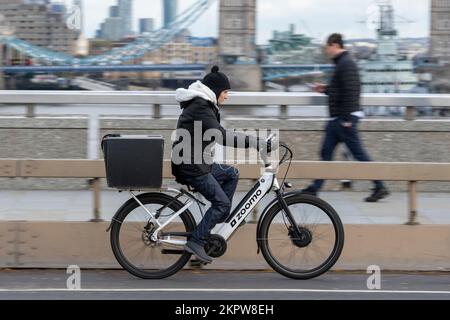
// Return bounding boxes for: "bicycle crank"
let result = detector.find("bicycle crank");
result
[204,234,227,258]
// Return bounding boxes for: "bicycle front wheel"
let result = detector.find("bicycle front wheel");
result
[110,192,195,279]
[258,193,344,279]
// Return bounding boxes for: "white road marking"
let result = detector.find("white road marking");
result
[0,288,449,294]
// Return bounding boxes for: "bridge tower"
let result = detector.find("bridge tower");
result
[218,0,262,91]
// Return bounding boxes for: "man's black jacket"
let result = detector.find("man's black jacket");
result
[325,51,362,121]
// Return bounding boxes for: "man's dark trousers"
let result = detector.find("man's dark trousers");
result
[184,163,239,245]
[311,115,384,191]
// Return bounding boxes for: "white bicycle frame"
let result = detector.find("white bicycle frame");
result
[211,170,277,240]
[131,165,279,247]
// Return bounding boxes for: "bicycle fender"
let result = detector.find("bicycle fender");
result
[106,195,140,232]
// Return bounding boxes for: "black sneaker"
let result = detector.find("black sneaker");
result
[189,258,206,268]
[184,240,212,264]
[301,186,318,196]
[365,187,390,202]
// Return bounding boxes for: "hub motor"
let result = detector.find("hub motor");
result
[288,226,312,248]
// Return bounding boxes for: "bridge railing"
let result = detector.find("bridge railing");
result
[0,91,449,224]
[0,159,449,225]
[1,91,450,120]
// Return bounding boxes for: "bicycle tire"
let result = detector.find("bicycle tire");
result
[110,192,195,279]
[258,193,344,279]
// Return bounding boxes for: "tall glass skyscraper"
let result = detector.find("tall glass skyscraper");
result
[163,0,177,29]
[139,18,154,34]
[118,0,132,36]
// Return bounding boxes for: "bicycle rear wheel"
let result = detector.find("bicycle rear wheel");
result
[258,193,344,279]
[110,192,195,279]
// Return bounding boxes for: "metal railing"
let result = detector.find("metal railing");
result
[1,91,450,120]
[0,91,449,224]
[1,159,449,225]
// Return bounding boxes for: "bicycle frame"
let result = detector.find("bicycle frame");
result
[143,168,279,247]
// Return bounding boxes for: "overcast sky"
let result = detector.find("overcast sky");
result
[60,0,431,43]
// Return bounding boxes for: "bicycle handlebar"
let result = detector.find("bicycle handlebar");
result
[259,133,293,169]
[265,133,276,143]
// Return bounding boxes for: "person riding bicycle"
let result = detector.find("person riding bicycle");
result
[171,66,271,264]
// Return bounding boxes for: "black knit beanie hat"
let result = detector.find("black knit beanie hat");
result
[202,65,231,99]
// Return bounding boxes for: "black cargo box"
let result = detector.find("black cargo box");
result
[102,134,164,189]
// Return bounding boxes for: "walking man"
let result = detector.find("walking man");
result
[302,33,389,202]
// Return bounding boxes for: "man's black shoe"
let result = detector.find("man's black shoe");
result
[365,187,390,202]
[301,186,318,196]
[184,240,212,264]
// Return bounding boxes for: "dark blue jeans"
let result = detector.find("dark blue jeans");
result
[311,116,384,191]
[184,164,239,245]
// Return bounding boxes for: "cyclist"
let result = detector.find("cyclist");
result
[171,66,271,263]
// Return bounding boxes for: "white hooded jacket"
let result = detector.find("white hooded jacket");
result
[175,80,219,109]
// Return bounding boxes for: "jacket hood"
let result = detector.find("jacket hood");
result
[175,80,218,108]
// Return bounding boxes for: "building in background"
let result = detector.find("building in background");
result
[265,24,325,64]
[430,0,450,64]
[359,2,418,94]
[0,0,79,54]
[163,0,177,29]
[188,37,218,64]
[139,18,154,34]
[359,1,418,115]
[141,31,218,65]
[96,0,133,41]
[100,17,123,41]
[109,5,119,18]
[118,0,132,36]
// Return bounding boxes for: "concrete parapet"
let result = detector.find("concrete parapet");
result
[0,222,448,271]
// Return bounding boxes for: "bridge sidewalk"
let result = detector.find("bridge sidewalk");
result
[0,190,448,271]
[0,190,448,224]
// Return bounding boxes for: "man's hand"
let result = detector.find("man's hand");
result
[314,83,327,93]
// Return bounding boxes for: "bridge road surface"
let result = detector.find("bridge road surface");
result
[0,270,448,300]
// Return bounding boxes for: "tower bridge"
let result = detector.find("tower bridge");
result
[0,0,330,89]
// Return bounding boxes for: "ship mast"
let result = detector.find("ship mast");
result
[377,0,397,39]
